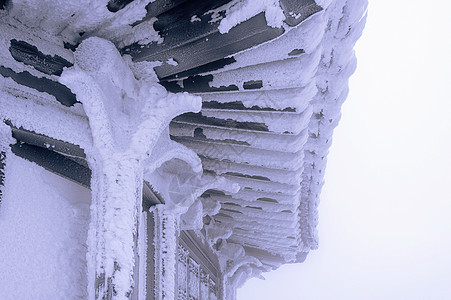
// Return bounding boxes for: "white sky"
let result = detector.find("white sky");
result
[238,0,451,299]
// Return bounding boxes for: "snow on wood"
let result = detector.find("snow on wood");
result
[0,122,14,205]
[59,37,201,300]
[214,0,285,34]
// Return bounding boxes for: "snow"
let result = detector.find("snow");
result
[57,38,239,299]
[0,154,91,299]
[215,0,285,34]
[0,20,92,151]
[120,17,163,48]
[0,21,74,81]
[0,122,14,152]
[314,0,334,8]
[0,0,367,297]
[166,58,178,66]
[198,10,327,76]
[297,0,368,250]
[191,15,201,23]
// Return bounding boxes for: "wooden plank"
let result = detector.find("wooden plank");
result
[11,142,91,188]
[160,74,239,93]
[173,112,269,132]
[10,125,86,158]
[160,57,236,81]
[8,126,163,207]
[123,12,284,78]
[0,65,77,106]
[122,0,322,79]
[152,0,229,31]
[9,39,73,76]
[134,0,191,26]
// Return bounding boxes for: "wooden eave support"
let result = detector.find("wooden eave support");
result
[8,125,163,207]
[0,122,14,205]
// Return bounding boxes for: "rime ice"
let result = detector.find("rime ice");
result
[0,0,367,299]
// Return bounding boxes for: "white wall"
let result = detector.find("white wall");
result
[0,154,91,299]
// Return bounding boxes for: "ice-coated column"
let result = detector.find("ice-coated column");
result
[150,205,180,300]
[60,37,201,300]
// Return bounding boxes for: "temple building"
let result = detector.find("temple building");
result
[0,0,367,299]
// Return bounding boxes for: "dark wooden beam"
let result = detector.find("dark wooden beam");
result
[173,112,269,132]
[160,57,236,81]
[279,0,322,26]
[9,39,73,76]
[0,0,9,10]
[135,0,219,27]
[8,125,163,207]
[123,12,284,78]
[0,66,77,107]
[10,125,86,158]
[11,142,91,188]
[11,141,162,207]
[122,0,322,79]
[160,74,238,93]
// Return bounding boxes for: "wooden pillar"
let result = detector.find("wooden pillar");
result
[150,205,180,300]
[59,37,201,300]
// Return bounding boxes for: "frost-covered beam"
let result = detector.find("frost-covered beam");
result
[0,122,14,205]
[174,140,304,170]
[59,37,201,300]
[216,242,265,300]
[1,0,9,10]
[203,194,297,212]
[10,125,86,158]
[0,22,77,107]
[5,124,162,207]
[194,87,315,111]
[107,0,136,13]
[8,39,73,76]
[200,157,302,185]
[10,142,91,188]
[0,151,6,202]
[122,0,323,79]
[170,123,309,153]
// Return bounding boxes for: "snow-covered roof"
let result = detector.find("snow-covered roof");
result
[165,0,368,271]
[0,0,368,287]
